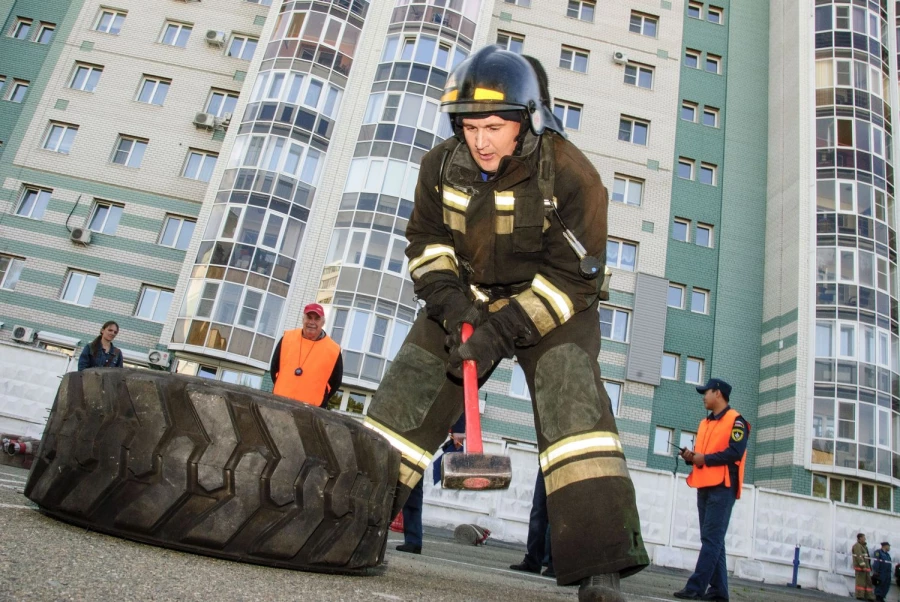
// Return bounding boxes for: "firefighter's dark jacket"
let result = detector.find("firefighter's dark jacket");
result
[406,129,607,340]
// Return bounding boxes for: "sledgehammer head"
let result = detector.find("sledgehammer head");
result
[441,453,512,490]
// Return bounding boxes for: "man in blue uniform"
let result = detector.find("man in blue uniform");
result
[872,541,892,602]
[674,378,749,602]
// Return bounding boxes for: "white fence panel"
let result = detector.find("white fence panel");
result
[0,342,71,438]
[631,468,674,546]
[833,503,900,577]
[753,488,831,570]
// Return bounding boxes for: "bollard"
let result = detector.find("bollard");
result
[786,544,802,588]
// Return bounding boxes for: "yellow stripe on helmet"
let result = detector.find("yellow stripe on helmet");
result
[473,88,504,101]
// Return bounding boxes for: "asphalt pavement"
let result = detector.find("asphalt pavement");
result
[0,466,853,601]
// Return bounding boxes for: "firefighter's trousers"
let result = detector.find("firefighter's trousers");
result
[365,302,649,585]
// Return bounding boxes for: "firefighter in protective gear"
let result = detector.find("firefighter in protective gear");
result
[364,46,648,600]
[675,378,749,601]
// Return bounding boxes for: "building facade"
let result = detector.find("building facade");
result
[0,0,269,367]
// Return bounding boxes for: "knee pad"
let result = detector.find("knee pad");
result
[534,343,602,442]
[367,343,446,433]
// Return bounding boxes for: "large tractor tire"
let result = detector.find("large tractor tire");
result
[24,368,400,573]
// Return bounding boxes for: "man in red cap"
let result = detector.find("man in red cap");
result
[270,303,343,407]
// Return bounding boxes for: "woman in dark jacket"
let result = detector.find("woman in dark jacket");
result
[77,320,123,370]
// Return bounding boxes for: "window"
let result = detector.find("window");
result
[567,0,595,22]
[42,123,78,154]
[707,6,724,24]
[661,353,679,380]
[696,224,713,248]
[206,90,239,118]
[510,362,529,398]
[8,80,29,103]
[699,162,717,185]
[496,31,524,54]
[687,1,703,19]
[553,101,582,130]
[0,255,24,290]
[112,136,147,167]
[599,306,630,342]
[612,175,643,206]
[559,47,588,73]
[35,23,55,44]
[667,283,685,309]
[607,239,637,271]
[685,49,701,69]
[88,201,123,235]
[504,0,531,6]
[95,10,125,34]
[136,286,174,322]
[629,12,658,37]
[16,187,51,220]
[702,107,719,127]
[61,271,98,307]
[705,53,721,74]
[0,77,5,98]
[685,357,704,384]
[672,218,690,242]
[624,63,653,89]
[137,76,170,105]
[10,18,32,40]
[245,0,272,5]
[159,215,196,250]
[681,101,698,122]
[653,427,673,455]
[228,35,258,60]
[183,150,218,182]
[69,63,102,92]
[691,288,709,314]
[678,157,694,180]
[161,22,192,48]
[679,430,696,450]
[618,116,649,145]
[603,380,622,415]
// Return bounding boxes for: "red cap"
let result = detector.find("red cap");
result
[303,303,325,317]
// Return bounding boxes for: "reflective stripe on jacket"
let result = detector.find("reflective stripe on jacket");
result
[272,329,341,406]
[686,408,747,498]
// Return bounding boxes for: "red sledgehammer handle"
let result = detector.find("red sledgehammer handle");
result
[461,323,483,454]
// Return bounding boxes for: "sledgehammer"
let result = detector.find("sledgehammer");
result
[442,323,512,490]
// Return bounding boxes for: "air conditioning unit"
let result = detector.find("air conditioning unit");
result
[193,112,217,129]
[221,112,233,127]
[205,30,226,46]
[613,51,629,65]
[12,325,35,343]
[70,227,92,244]
[147,350,171,368]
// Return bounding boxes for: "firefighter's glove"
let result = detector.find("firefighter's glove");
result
[442,301,487,353]
[447,305,533,379]
[420,280,487,339]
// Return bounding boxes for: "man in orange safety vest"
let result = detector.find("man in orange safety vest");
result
[271,303,343,408]
[674,378,749,602]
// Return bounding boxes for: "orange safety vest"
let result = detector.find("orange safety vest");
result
[272,329,341,406]
[686,408,747,499]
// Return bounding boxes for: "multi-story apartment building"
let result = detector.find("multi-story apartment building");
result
[0,0,269,369]
[760,0,899,510]
[2,0,899,516]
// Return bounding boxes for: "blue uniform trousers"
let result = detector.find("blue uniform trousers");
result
[402,477,424,547]
[685,485,736,598]
[524,470,550,568]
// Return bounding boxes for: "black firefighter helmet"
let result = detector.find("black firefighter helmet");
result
[440,45,563,137]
